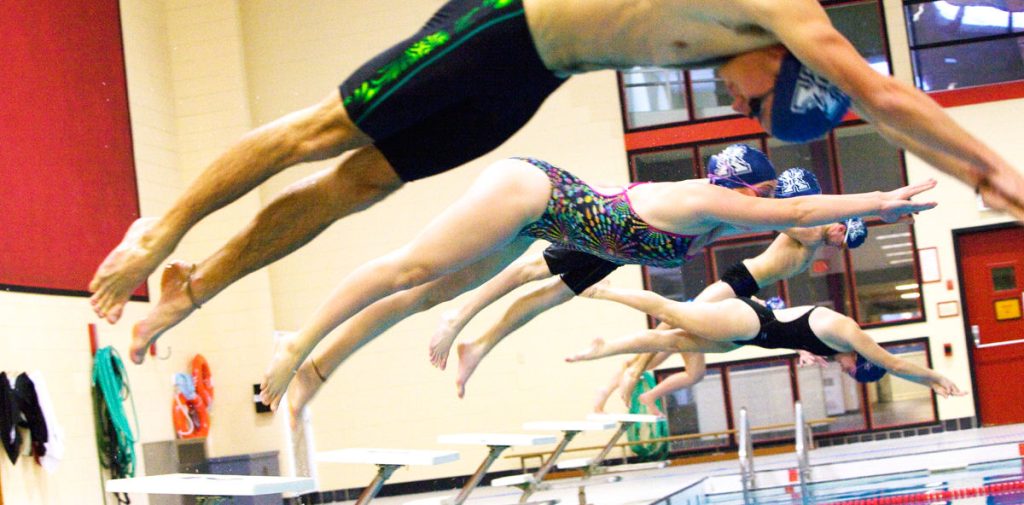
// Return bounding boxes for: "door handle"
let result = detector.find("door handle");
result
[972,323,1024,349]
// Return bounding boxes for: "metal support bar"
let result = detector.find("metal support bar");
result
[520,431,581,503]
[577,423,632,505]
[738,407,755,504]
[354,464,401,505]
[794,401,814,505]
[451,445,509,505]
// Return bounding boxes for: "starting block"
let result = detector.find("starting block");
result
[492,420,617,503]
[562,413,666,505]
[317,448,459,505]
[434,433,556,505]
[105,474,315,504]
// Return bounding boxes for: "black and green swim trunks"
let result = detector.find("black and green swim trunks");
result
[339,0,566,181]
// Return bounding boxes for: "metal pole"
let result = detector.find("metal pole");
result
[794,402,813,505]
[451,445,509,505]
[520,431,580,503]
[354,464,400,505]
[738,407,755,504]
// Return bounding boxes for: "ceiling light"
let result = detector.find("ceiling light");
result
[875,232,911,240]
[900,292,921,299]
[895,283,919,291]
[881,243,913,250]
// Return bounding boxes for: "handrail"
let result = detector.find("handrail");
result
[504,417,835,462]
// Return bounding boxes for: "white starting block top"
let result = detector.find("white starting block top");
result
[587,413,663,424]
[438,433,556,446]
[317,448,459,466]
[555,457,593,470]
[523,420,617,432]
[105,474,315,496]
[490,473,537,487]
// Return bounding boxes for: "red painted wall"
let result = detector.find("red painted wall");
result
[0,1,145,298]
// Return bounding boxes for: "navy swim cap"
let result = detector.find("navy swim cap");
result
[775,168,822,198]
[853,354,887,383]
[844,217,868,249]
[708,144,777,190]
[771,53,851,143]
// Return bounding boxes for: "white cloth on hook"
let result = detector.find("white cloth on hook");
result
[29,372,65,473]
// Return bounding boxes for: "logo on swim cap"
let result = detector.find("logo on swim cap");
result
[853,353,887,383]
[765,296,787,310]
[707,145,777,190]
[775,168,821,198]
[844,217,868,249]
[772,53,851,143]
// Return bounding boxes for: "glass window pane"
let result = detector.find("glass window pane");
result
[786,245,852,315]
[647,253,709,303]
[906,1,1024,46]
[712,239,780,300]
[690,67,737,119]
[869,342,937,428]
[992,266,1017,291]
[633,148,697,183]
[728,360,795,442]
[912,36,1024,91]
[699,140,762,176]
[662,368,731,452]
[797,360,867,435]
[828,1,891,74]
[767,137,838,195]
[850,222,924,324]
[835,125,905,194]
[621,68,690,129]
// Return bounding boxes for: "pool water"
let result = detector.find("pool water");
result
[653,458,1024,505]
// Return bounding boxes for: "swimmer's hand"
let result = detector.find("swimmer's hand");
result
[879,179,938,223]
[933,377,967,399]
[796,350,828,367]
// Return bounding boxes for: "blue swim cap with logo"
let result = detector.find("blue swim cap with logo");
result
[843,217,868,249]
[775,168,822,198]
[853,354,887,383]
[707,144,777,190]
[771,53,851,143]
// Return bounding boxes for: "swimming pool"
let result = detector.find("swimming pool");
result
[651,457,1024,504]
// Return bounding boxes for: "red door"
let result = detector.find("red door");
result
[956,224,1024,426]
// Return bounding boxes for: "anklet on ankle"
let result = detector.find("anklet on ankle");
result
[185,264,202,310]
[310,358,327,382]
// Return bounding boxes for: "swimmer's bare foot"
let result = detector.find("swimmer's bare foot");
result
[90,217,172,324]
[637,392,665,418]
[429,310,462,370]
[565,338,607,362]
[260,335,304,411]
[129,261,201,364]
[455,341,489,399]
[287,359,325,430]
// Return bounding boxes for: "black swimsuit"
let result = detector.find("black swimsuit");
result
[733,298,838,356]
[339,0,566,181]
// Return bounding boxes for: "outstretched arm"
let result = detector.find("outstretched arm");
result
[821,313,966,397]
[752,0,1024,219]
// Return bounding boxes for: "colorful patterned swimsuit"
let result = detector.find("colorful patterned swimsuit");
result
[518,158,698,269]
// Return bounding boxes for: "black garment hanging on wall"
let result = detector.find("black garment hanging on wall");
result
[14,373,48,460]
[0,373,22,464]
